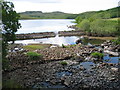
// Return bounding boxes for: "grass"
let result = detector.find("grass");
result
[60,61,68,65]
[26,52,43,60]
[23,44,51,51]
[91,52,104,59]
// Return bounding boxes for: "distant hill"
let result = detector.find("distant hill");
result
[19,11,78,19]
[19,7,119,19]
[76,7,119,19]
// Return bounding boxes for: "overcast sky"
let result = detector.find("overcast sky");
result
[8,0,119,14]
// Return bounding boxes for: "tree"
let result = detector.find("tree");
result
[2,2,21,43]
[1,1,21,70]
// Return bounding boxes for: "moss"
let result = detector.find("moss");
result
[60,61,68,65]
[26,52,43,60]
[91,52,104,59]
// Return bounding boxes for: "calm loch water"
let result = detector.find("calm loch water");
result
[15,19,105,45]
[15,19,79,45]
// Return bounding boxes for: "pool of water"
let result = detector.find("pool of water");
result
[56,71,72,78]
[103,54,120,64]
[33,82,66,88]
[73,61,95,70]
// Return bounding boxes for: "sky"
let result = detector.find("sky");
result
[7,0,119,14]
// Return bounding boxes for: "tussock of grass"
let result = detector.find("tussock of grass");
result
[60,61,68,65]
[26,52,43,60]
[91,52,104,58]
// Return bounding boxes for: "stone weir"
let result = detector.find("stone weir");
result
[16,32,56,40]
[58,30,85,36]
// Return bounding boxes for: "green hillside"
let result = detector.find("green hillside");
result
[75,7,120,37]
[76,7,119,20]
[19,11,78,19]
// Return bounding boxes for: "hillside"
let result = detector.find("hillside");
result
[76,7,119,20]
[75,7,120,37]
[19,7,119,20]
[19,11,78,19]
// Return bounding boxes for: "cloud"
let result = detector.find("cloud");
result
[10,0,62,3]
[9,0,119,14]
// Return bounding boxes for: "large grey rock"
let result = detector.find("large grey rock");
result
[104,50,119,56]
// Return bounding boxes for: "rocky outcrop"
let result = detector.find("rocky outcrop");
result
[101,40,120,56]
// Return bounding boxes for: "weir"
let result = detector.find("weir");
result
[16,31,85,40]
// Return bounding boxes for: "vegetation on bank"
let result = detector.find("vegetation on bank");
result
[91,52,104,59]
[23,44,52,51]
[19,11,78,19]
[26,52,43,60]
[75,7,120,36]
[111,37,120,45]
[60,61,68,65]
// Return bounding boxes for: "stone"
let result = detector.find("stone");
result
[109,78,116,81]
[79,66,85,70]
[111,67,118,72]
[64,79,71,87]
[104,50,119,56]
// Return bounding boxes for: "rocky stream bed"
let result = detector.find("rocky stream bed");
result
[3,41,120,89]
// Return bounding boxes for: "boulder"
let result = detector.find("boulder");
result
[111,67,118,72]
[104,50,119,56]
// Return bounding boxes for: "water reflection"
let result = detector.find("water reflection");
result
[15,36,79,46]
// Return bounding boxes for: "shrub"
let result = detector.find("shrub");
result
[91,52,104,59]
[60,61,68,65]
[26,52,42,60]
[77,19,91,32]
